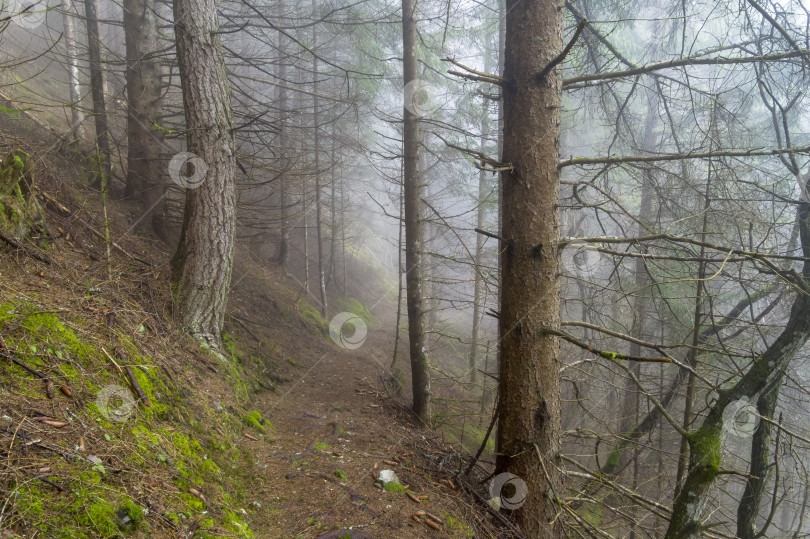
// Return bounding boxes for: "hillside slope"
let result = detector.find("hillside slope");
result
[0,118,503,538]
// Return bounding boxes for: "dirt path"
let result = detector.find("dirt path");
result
[236,316,467,539]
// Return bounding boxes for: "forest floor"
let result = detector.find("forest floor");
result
[0,105,506,538]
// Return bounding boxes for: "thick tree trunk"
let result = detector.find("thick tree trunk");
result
[402,0,430,423]
[495,0,564,536]
[124,0,167,236]
[61,0,85,137]
[170,0,236,349]
[83,0,112,187]
[736,216,802,537]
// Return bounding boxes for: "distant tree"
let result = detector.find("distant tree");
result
[123,0,166,236]
[83,0,112,186]
[312,0,327,318]
[60,0,84,138]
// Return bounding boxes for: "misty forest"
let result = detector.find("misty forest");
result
[0,0,809,537]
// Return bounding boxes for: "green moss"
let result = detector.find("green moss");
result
[335,469,348,483]
[296,300,328,334]
[131,365,169,418]
[200,458,222,480]
[314,441,330,451]
[116,498,146,532]
[76,498,118,536]
[13,306,93,363]
[242,411,269,434]
[15,484,46,519]
[0,294,260,538]
[177,491,205,512]
[383,481,403,493]
[222,509,255,538]
[603,446,622,473]
[442,514,474,538]
[581,502,603,526]
[687,421,723,479]
[333,297,374,325]
[60,363,80,380]
[222,331,237,359]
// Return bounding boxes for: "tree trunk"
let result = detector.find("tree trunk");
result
[402,0,430,423]
[328,120,337,287]
[620,91,658,539]
[83,0,112,187]
[61,0,85,138]
[124,0,167,236]
[276,0,290,271]
[665,194,810,536]
[736,214,802,537]
[312,0,327,318]
[392,177,404,370]
[170,0,237,349]
[495,0,564,536]
[469,92,490,384]
[736,384,780,538]
[674,120,714,496]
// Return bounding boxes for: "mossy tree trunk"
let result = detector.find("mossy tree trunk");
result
[665,193,810,537]
[0,151,44,241]
[170,0,237,349]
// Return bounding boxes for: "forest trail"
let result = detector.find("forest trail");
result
[0,86,489,539]
[238,328,464,537]
[227,281,470,538]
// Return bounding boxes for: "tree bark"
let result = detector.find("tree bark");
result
[124,0,167,237]
[170,0,237,349]
[83,0,112,187]
[495,0,564,536]
[665,197,810,537]
[736,384,780,538]
[275,0,290,271]
[312,0,327,318]
[61,0,85,138]
[392,178,404,370]
[402,0,430,423]
[469,92,490,384]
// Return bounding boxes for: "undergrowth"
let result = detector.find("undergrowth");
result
[0,296,266,537]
